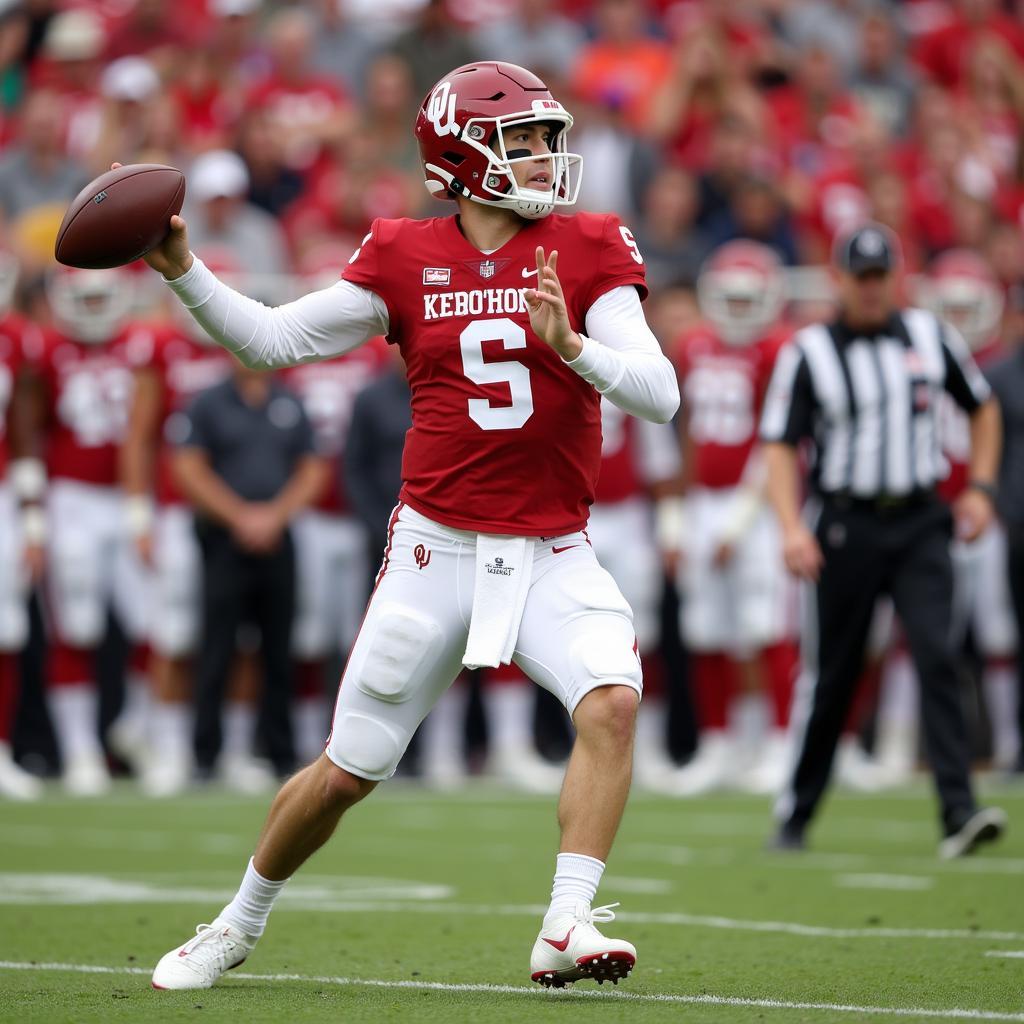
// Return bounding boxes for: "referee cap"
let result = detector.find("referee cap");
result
[834,222,901,276]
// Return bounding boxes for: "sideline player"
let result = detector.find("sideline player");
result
[661,242,798,795]
[146,62,679,990]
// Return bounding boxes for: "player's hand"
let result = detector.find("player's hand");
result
[134,532,155,567]
[109,162,193,279]
[782,524,823,581]
[232,503,285,553]
[22,543,45,584]
[524,247,583,361]
[711,539,735,567]
[953,488,994,543]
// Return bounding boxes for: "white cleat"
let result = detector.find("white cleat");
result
[531,902,636,988]
[835,737,903,792]
[741,732,791,796]
[107,715,150,777]
[62,752,111,797]
[220,754,277,795]
[151,918,256,990]
[141,754,192,798]
[490,748,565,794]
[662,734,738,797]
[0,743,42,801]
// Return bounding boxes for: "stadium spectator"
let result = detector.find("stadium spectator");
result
[471,0,585,82]
[103,0,193,71]
[183,149,290,276]
[90,55,162,174]
[572,0,670,133]
[630,164,710,290]
[848,8,917,138]
[387,0,476,100]
[235,109,305,219]
[358,54,427,183]
[309,0,376,100]
[706,174,800,266]
[172,364,328,782]
[779,0,866,84]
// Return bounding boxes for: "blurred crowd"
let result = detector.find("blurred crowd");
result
[0,0,1022,799]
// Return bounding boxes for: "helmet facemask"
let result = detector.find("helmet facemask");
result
[48,269,133,344]
[425,107,582,220]
[698,267,784,346]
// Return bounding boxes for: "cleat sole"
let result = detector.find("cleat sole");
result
[575,949,636,986]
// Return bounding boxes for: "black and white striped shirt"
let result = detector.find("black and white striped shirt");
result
[759,308,991,497]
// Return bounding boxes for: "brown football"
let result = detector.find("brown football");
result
[55,164,186,269]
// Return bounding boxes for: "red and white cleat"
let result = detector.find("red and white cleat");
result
[151,918,256,990]
[530,902,636,988]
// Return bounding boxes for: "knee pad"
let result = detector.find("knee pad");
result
[328,711,405,780]
[354,602,443,703]
[569,622,643,691]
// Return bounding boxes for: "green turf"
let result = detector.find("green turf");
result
[1,780,1023,1023]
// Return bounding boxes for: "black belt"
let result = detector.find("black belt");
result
[823,489,937,513]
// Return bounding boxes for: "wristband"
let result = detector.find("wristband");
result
[125,495,156,537]
[654,496,688,552]
[21,505,46,545]
[10,458,46,503]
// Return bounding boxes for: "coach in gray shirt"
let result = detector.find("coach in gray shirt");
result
[986,346,1024,775]
[173,364,327,780]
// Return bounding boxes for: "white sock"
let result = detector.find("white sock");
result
[48,687,103,762]
[983,663,1020,768]
[486,682,533,755]
[122,672,151,727]
[224,701,257,759]
[219,857,288,939]
[545,852,605,924]
[419,683,467,774]
[151,701,192,763]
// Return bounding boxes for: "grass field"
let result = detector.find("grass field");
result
[1,780,1023,1023]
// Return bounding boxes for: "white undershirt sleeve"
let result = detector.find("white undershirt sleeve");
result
[163,255,390,368]
[567,285,680,423]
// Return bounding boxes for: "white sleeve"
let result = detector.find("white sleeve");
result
[163,255,390,369]
[565,286,680,423]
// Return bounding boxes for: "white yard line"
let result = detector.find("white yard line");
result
[834,874,935,891]
[0,960,1021,1021]
[985,951,1024,959]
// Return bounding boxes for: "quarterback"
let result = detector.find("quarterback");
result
[145,62,679,990]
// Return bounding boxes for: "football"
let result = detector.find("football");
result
[54,163,186,270]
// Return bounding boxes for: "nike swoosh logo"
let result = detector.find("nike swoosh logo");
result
[551,545,578,555]
[542,926,574,952]
[521,268,538,279]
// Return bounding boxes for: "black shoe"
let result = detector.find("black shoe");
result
[938,807,1007,860]
[767,824,806,852]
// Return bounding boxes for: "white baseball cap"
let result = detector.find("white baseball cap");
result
[210,0,261,16]
[43,9,105,61]
[190,150,250,203]
[101,57,160,102]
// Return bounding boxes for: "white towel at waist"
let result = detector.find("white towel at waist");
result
[462,533,535,669]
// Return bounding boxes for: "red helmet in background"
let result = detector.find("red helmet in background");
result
[414,61,582,220]
[47,266,133,344]
[923,249,1003,352]
[697,241,785,346]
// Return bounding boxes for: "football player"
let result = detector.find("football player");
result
[120,255,236,796]
[144,61,678,991]
[33,267,154,795]
[0,252,44,800]
[660,241,798,795]
[925,250,1019,770]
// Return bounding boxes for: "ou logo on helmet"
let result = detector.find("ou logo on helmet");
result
[427,82,459,138]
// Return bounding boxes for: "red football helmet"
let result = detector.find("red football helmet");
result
[923,249,1003,352]
[697,241,785,346]
[47,266,133,345]
[414,61,582,220]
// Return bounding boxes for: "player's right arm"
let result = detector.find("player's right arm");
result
[141,214,389,369]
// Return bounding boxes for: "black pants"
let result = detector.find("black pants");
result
[193,526,296,775]
[1007,525,1024,770]
[782,496,975,835]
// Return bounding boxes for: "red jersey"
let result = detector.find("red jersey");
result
[148,329,234,506]
[937,338,1004,503]
[341,212,648,535]
[595,401,643,505]
[675,325,787,489]
[0,315,28,481]
[281,339,390,514]
[36,326,156,486]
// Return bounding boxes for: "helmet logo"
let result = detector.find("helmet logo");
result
[467,125,485,141]
[427,81,459,138]
[487,174,501,188]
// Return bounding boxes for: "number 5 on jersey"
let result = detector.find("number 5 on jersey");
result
[460,317,534,430]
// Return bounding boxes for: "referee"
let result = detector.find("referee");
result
[760,223,1007,858]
